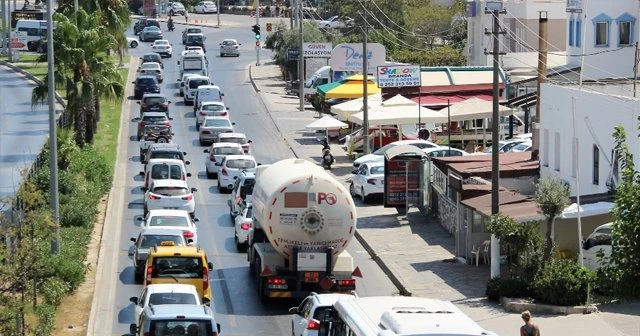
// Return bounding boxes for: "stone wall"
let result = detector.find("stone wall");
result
[437,194,457,236]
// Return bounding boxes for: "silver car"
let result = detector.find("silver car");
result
[138,62,164,83]
[198,117,234,146]
[140,26,163,42]
[219,39,241,57]
[130,227,187,283]
[196,101,229,128]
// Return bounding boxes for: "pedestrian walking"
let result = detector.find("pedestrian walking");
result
[185,10,189,22]
[520,311,541,336]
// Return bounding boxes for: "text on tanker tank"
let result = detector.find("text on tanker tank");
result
[279,213,298,225]
[277,237,345,249]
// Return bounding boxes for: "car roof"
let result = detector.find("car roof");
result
[144,304,213,319]
[137,75,158,80]
[212,142,242,148]
[203,116,230,121]
[142,93,166,98]
[224,154,255,161]
[154,39,170,43]
[201,101,225,106]
[151,179,189,188]
[150,143,180,150]
[197,85,221,90]
[147,209,191,217]
[218,132,246,138]
[187,75,209,80]
[152,245,204,257]
[141,62,161,67]
[143,52,161,57]
[141,112,167,117]
[144,283,199,295]
[361,161,385,168]
[313,293,357,306]
[147,158,184,165]
[187,32,204,36]
[140,227,186,236]
[222,38,238,42]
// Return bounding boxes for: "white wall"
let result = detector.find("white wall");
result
[567,0,638,79]
[495,51,567,69]
[539,83,640,196]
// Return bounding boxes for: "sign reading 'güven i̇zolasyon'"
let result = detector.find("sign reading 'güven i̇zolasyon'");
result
[303,43,333,58]
[376,65,422,88]
[330,43,386,72]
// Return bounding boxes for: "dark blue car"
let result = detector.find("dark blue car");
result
[133,75,160,100]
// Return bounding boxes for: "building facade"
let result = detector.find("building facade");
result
[566,0,638,79]
[466,0,568,69]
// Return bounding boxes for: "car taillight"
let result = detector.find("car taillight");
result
[149,193,161,200]
[201,130,211,135]
[145,266,152,286]
[337,279,356,286]
[209,154,216,162]
[139,121,145,127]
[240,222,252,230]
[220,111,227,116]
[182,172,186,180]
[182,194,193,201]
[183,231,194,238]
[141,103,148,109]
[267,278,285,284]
[161,103,168,109]
[164,121,171,126]
[306,320,320,330]
[199,111,207,116]
[367,178,377,185]
[203,266,209,291]
[221,168,228,176]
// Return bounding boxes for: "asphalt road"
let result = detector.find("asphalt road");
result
[0,65,48,199]
[102,22,396,336]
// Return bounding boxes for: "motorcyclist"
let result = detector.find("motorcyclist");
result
[321,139,335,169]
[167,17,174,31]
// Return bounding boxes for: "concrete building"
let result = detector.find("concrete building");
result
[466,0,568,70]
[566,0,639,80]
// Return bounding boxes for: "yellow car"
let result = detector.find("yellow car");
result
[143,242,213,304]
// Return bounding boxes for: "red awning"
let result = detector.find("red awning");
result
[412,94,506,107]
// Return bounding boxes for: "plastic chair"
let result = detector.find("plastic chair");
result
[481,240,491,265]
[469,245,481,267]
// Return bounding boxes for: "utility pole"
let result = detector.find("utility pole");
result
[1,0,6,57]
[634,41,639,97]
[46,0,60,254]
[532,11,547,157]
[7,0,12,62]
[484,1,506,279]
[361,20,370,155]
[216,0,220,27]
[255,0,260,66]
[298,0,304,111]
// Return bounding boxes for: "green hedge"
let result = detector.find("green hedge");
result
[533,259,596,306]
[486,277,531,302]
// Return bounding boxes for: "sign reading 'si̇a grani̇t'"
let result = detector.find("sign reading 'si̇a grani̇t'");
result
[329,43,386,72]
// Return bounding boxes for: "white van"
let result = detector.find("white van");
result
[582,223,613,271]
[184,75,212,105]
[15,19,56,51]
[193,85,223,113]
[177,51,208,78]
[303,66,331,98]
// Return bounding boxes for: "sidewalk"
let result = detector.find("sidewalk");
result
[248,62,640,335]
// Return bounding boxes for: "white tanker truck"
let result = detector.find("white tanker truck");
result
[247,159,361,300]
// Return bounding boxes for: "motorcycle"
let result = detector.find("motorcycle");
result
[321,147,335,170]
[167,20,175,32]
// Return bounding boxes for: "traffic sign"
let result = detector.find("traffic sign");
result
[266,23,272,32]
[287,48,300,61]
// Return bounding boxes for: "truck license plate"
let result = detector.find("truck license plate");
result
[304,272,319,283]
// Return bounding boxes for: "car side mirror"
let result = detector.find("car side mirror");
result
[214,162,221,166]
[216,323,221,333]
[352,169,357,174]
[208,262,213,270]
[257,163,262,166]
[203,297,211,305]
[168,101,172,104]
[231,122,236,125]
[177,78,182,82]
[194,217,200,222]
[288,307,299,314]
[140,187,148,192]
[221,93,225,96]
[131,81,135,84]
[226,107,230,110]
[232,210,239,216]
[168,117,173,120]
[183,152,187,155]
[191,187,198,192]
[139,171,145,176]
[136,101,141,105]
[219,43,222,45]
[185,161,191,165]
[129,296,139,305]
[187,172,192,177]
[203,149,210,153]
[248,140,253,143]
[136,216,144,221]
[177,60,180,64]
[130,237,137,243]
[133,117,141,122]
[187,239,194,245]
[129,323,138,335]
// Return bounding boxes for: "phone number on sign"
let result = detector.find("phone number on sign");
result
[378,80,421,88]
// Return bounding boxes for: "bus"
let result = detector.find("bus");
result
[331,296,499,336]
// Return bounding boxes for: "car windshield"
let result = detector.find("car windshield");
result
[143,97,165,104]
[189,79,209,89]
[151,187,189,196]
[370,166,384,175]
[152,256,203,278]
[241,179,255,196]
[204,119,230,127]
[188,35,203,43]
[151,165,183,180]
[142,115,167,122]
[148,293,197,306]
[511,142,531,151]
[140,234,183,249]
[372,142,398,155]
[219,137,246,144]
[222,40,236,46]
[245,207,253,219]
[142,64,160,70]
[183,59,203,71]
[143,55,160,62]
[155,40,169,45]
[149,320,211,335]
[202,104,224,111]
[151,152,182,161]
[187,28,201,34]
[148,215,190,227]
[138,77,157,85]
[146,26,161,32]
[226,159,255,169]
[213,146,243,155]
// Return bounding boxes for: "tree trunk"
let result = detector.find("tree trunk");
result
[74,105,86,147]
[94,92,101,123]
[85,103,97,144]
[543,216,555,262]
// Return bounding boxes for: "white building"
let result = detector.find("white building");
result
[566,0,639,80]
[466,0,568,70]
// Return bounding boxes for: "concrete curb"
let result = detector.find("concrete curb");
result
[500,297,599,315]
[247,63,412,297]
[0,60,67,108]
[133,15,222,29]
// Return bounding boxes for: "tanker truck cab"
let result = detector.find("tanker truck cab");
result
[144,243,214,305]
[248,159,361,301]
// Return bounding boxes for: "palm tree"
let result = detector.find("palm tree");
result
[86,56,124,142]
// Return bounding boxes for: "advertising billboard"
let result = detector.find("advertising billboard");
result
[303,43,333,58]
[384,159,421,208]
[377,65,421,88]
[330,43,386,73]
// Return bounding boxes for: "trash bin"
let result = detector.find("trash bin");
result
[10,49,20,62]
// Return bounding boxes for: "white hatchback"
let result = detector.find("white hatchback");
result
[217,132,252,154]
[234,205,252,251]
[196,101,229,128]
[142,179,197,217]
[219,39,240,57]
[137,209,200,245]
[350,161,384,203]
[353,139,438,169]
[290,293,357,336]
[203,142,244,179]
[179,73,197,97]
[216,154,257,192]
[130,284,201,326]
